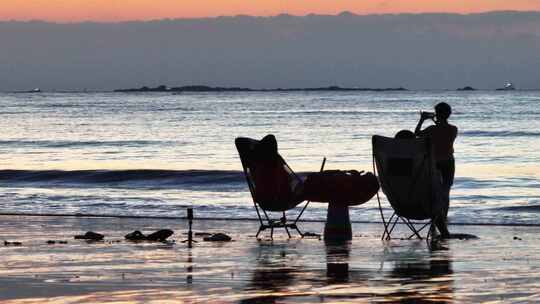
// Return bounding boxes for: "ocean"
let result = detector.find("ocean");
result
[0,91,538,225]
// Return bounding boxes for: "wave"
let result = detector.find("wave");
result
[151,107,198,112]
[40,103,81,108]
[461,130,540,137]
[0,169,247,190]
[495,205,540,212]
[0,111,34,115]
[456,177,540,189]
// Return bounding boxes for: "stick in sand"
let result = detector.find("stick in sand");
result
[182,207,197,248]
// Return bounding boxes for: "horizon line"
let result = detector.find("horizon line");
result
[1,9,539,25]
[3,87,538,94]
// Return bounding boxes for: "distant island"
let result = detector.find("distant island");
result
[114,85,408,93]
[12,88,42,94]
[457,86,476,91]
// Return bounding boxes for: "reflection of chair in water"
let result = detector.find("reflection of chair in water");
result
[372,135,445,240]
[379,243,455,303]
[385,247,454,303]
[235,135,325,239]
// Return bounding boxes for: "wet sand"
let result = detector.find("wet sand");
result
[1,215,539,303]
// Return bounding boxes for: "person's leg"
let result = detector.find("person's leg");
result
[435,158,454,238]
[442,157,455,188]
[434,210,450,238]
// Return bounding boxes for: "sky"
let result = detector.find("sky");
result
[1,0,540,22]
[2,11,540,91]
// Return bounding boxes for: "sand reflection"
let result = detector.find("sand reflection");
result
[3,217,540,303]
[240,242,299,303]
[381,243,454,303]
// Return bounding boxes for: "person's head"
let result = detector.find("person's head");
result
[395,129,415,139]
[435,102,452,122]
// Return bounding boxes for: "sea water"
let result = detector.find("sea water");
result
[0,91,538,225]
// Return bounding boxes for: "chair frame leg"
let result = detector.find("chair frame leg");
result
[382,213,398,240]
[293,201,310,225]
[255,206,315,240]
[294,225,304,237]
[386,216,400,240]
[254,157,326,240]
[379,205,433,241]
[284,226,291,238]
[382,214,433,241]
[256,225,264,239]
[402,218,423,239]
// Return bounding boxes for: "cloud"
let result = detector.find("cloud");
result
[1,12,539,91]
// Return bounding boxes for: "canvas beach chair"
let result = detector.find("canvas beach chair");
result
[372,135,445,241]
[235,135,325,239]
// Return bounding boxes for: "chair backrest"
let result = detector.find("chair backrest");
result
[372,135,444,220]
[235,136,304,211]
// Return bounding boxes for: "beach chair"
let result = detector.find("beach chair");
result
[372,135,445,241]
[235,135,324,239]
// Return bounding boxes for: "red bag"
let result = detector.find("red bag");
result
[303,170,380,206]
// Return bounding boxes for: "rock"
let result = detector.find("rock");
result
[4,241,22,246]
[125,230,146,241]
[457,86,476,91]
[194,232,213,237]
[47,240,69,245]
[125,229,174,242]
[203,233,232,242]
[74,231,104,241]
[146,229,174,242]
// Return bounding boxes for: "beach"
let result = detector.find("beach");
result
[1,215,539,303]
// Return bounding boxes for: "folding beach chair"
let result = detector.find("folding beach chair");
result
[372,135,445,241]
[235,135,325,239]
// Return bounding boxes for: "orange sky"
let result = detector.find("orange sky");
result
[2,0,540,22]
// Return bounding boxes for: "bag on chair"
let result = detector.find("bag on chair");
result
[303,170,379,206]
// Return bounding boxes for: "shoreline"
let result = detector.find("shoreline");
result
[5,88,540,94]
[1,212,539,227]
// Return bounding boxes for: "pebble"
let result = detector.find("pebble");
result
[194,232,213,237]
[125,229,174,242]
[74,231,104,241]
[47,240,69,244]
[4,241,22,246]
[203,233,232,242]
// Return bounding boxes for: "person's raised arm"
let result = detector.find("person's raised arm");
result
[414,112,429,136]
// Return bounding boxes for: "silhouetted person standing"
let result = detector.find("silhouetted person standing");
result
[415,102,457,238]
